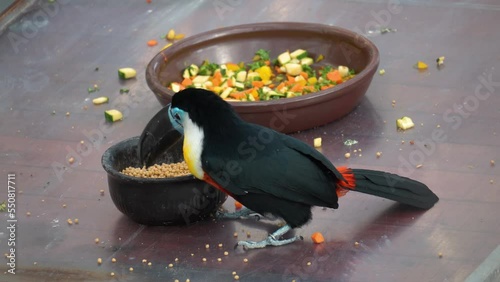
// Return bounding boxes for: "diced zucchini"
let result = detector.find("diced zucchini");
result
[234,81,245,90]
[104,109,123,122]
[396,116,415,130]
[188,64,199,76]
[246,72,261,82]
[247,94,255,101]
[220,87,234,99]
[204,81,213,88]
[290,49,308,59]
[193,83,203,89]
[284,63,302,76]
[295,75,306,83]
[338,65,349,77]
[289,58,300,64]
[279,66,286,73]
[262,86,272,93]
[170,82,182,92]
[269,90,285,97]
[118,68,137,79]
[277,51,291,65]
[286,92,297,98]
[192,75,210,84]
[92,96,109,105]
[313,137,322,148]
[300,57,314,66]
[236,70,247,82]
[183,68,190,79]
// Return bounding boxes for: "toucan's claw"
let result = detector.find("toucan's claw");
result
[234,224,298,250]
[237,235,301,249]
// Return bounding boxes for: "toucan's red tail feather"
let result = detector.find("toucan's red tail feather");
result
[336,166,356,198]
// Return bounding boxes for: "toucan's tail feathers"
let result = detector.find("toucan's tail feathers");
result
[339,168,439,209]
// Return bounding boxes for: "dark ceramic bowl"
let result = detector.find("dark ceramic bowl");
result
[146,22,379,133]
[101,136,227,226]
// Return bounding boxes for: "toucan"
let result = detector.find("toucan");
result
[139,88,439,249]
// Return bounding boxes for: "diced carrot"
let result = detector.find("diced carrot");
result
[213,70,222,80]
[252,80,264,88]
[264,60,271,66]
[327,70,343,84]
[311,232,325,244]
[290,83,304,92]
[147,39,158,47]
[275,66,282,73]
[304,85,315,92]
[276,82,286,91]
[181,77,192,87]
[300,72,309,79]
[268,84,275,88]
[287,75,295,83]
[227,78,233,87]
[212,77,221,87]
[321,85,333,90]
[234,201,243,210]
[229,92,246,100]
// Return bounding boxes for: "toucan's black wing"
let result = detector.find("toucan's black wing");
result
[202,125,341,208]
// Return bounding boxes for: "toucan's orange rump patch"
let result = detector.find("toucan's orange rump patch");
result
[203,173,234,197]
[336,166,356,198]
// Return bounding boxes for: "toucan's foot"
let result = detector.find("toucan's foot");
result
[216,207,261,220]
[235,224,302,249]
[236,235,302,249]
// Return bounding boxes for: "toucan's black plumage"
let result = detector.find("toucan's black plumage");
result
[140,88,439,248]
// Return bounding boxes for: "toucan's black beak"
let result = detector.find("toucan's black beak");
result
[138,105,182,167]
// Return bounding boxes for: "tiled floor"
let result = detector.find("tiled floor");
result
[0,1,499,281]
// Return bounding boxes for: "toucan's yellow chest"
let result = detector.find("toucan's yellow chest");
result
[182,117,205,180]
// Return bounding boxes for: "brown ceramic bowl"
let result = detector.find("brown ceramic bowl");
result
[101,136,227,226]
[146,22,379,133]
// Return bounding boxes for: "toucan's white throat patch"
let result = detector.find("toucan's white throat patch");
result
[182,115,204,179]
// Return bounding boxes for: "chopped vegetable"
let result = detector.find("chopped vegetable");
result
[92,96,109,105]
[118,68,137,79]
[311,232,325,244]
[436,56,445,67]
[313,137,322,148]
[396,116,415,130]
[174,33,185,40]
[169,48,355,101]
[0,201,6,212]
[105,109,123,122]
[277,51,291,65]
[119,88,130,94]
[415,61,428,70]
[167,29,175,40]
[379,69,386,75]
[147,39,158,47]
